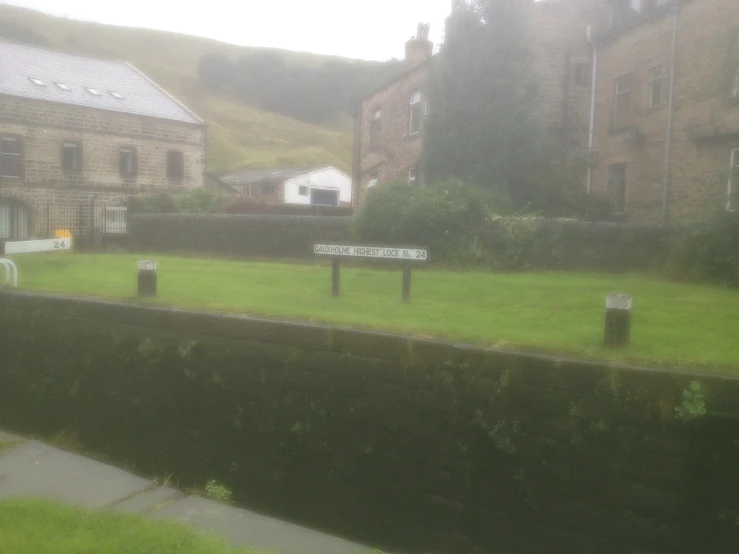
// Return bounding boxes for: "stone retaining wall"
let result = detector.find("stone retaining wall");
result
[2,291,737,552]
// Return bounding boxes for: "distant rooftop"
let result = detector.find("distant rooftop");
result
[0,40,202,125]
[221,168,325,185]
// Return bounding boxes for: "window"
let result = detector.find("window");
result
[409,92,422,136]
[648,66,663,109]
[109,91,125,100]
[728,149,739,210]
[119,147,137,177]
[608,164,627,212]
[54,82,71,91]
[105,206,127,235]
[370,109,382,150]
[1,135,23,178]
[613,74,634,130]
[61,141,82,172]
[298,185,309,196]
[259,184,275,195]
[0,199,30,240]
[574,64,590,86]
[84,87,102,96]
[408,166,418,186]
[166,151,184,181]
[28,77,46,87]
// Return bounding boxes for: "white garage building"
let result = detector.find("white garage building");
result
[221,167,352,207]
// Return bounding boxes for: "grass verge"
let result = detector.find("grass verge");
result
[9,253,739,372]
[0,498,260,554]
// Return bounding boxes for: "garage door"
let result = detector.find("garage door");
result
[311,189,339,207]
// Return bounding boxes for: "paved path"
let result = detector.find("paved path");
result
[0,430,378,554]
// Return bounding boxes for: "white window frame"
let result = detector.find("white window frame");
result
[728,149,739,211]
[408,166,417,185]
[648,66,663,109]
[409,92,422,136]
[1,135,22,178]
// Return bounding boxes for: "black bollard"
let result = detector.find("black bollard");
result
[138,260,157,298]
[604,294,632,348]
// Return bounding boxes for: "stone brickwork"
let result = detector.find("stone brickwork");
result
[0,96,206,189]
[354,63,427,206]
[2,291,739,552]
[0,94,206,242]
[591,0,739,223]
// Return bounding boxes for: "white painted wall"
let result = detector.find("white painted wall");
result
[283,167,352,206]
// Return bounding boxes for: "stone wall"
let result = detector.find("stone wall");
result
[0,96,206,189]
[592,0,739,223]
[1,291,739,553]
[128,213,352,258]
[354,63,427,205]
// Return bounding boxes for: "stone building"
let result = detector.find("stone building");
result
[0,40,206,243]
[351,1,605,207]
[352,23,432,207]
[589,0,739,223]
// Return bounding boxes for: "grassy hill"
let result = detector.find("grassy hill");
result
[0,5,393,174]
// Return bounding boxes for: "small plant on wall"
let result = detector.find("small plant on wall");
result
[675,381,707,423]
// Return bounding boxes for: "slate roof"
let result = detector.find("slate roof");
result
[0,40,202,125]
[221,168,324,185]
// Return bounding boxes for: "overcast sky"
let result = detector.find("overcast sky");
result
[3,0,449,60]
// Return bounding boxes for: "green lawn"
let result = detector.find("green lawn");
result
[8,253,739,372]
[0,498,259,554]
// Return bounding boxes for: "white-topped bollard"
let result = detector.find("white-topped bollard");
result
[604,294,632,348]
[138,260,157,298]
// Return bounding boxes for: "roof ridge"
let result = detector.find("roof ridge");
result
[0,38,130,67]
[124,62,204,124]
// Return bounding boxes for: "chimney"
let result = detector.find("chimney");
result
[405,23,432,67]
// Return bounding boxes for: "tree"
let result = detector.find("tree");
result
[422,0,545,208]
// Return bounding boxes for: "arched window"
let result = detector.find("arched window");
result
[0,198,31,240]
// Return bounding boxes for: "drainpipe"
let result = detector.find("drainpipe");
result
[662,7,679,226]
[586,27,598,194]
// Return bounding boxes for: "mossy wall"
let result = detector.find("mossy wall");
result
[1,291,738,553]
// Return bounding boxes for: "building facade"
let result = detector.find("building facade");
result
[590,0,739,223]
[221,167,352,207]
[0,40,206,243]
[352,24,432,207]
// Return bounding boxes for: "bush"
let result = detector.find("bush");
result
[352,180,506,259]
[130,189,226,214]
[668,211,739,287]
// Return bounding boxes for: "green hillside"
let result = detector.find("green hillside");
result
[0,5,395,174]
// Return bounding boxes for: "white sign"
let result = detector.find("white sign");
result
[4,238,72,255]
[314,244,428,261]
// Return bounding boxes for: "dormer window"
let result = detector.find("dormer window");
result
[109,91,125,100]
[28,77,46,87]
[84,87,102,96]
[55,82,71,91]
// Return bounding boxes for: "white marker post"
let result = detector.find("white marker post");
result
[604,294,632,348]
[313,244,429,302]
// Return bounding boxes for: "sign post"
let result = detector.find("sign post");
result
[0,238,73,288]
[332,257,341,297]
[314,244,428,302]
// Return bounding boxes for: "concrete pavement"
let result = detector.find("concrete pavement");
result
[0,430,378,554]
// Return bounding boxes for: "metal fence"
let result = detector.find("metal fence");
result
[41,197,128,252]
